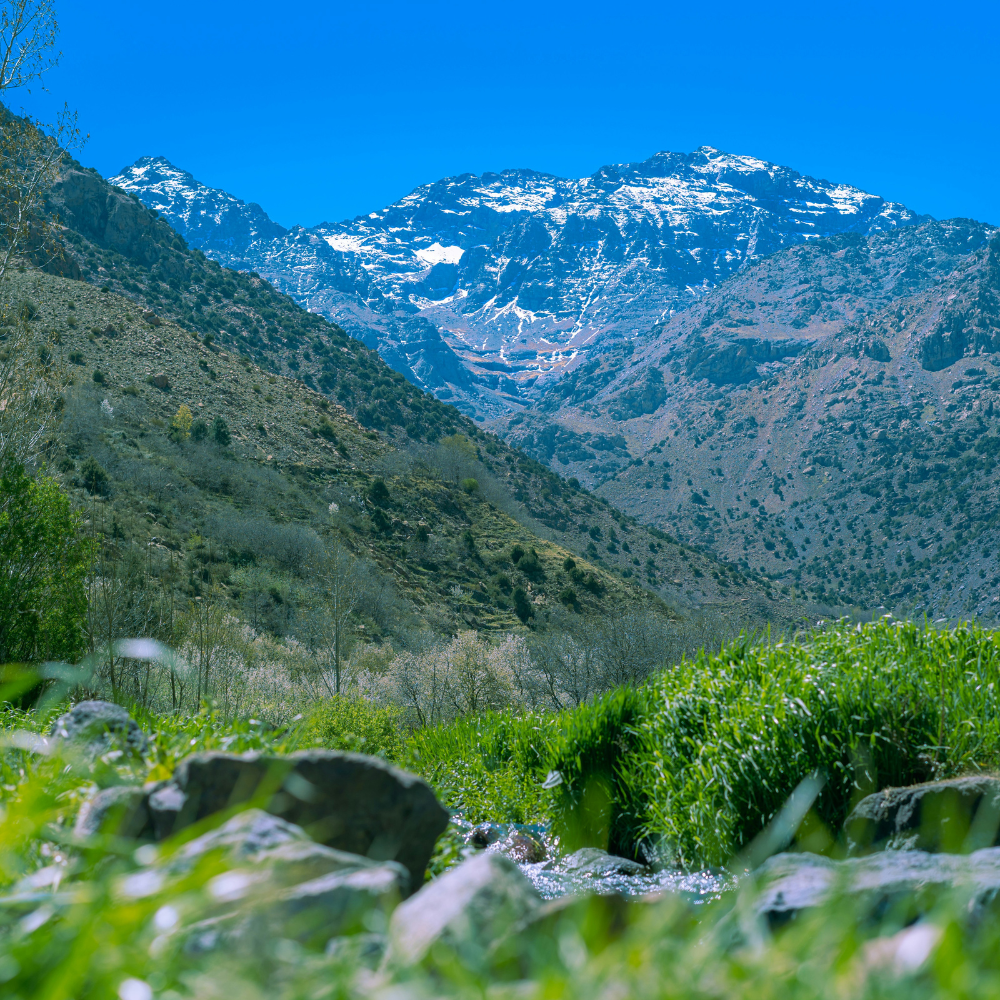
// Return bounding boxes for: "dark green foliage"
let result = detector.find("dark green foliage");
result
[91,369,105,384]
[415,524,429,544]
[461,477,479,494]
[190,418,208,442]
[518,547,544,581]
[0,465,92,665]
[513,586,533,623]
[370,508,391,535]
[559,586,578,609]
[510,543,525,564]
[314,416,338,442]
[212,415,230,448]
[367,478,391,506]
[79,456,107,494]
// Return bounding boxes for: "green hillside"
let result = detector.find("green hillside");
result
[15,153,794,639]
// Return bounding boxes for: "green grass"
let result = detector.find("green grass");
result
[398,620,1000,869]
[6,620,1000,996]
[300,696,404,760]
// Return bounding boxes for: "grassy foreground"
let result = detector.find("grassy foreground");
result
[3,618,1000,997]
[404,618,1000,865]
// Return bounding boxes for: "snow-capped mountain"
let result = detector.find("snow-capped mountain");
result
[110,148,924,417]
[109,157,287,258]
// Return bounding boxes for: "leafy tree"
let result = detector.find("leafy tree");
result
[169,404,193,442]
[212,415,231,449]
[190,418,208,442]
[0,464,91,665]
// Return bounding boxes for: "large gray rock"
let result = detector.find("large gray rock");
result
[74,785,149,839]
[49,701,148,757]
[385,852,541,970]
[754,848,1000,927]
[132,810,409,953]
[846,776,1000,854]
[144,750,448,891]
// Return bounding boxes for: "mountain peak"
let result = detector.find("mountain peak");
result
[109,157,287,259]
[112,147,928,418]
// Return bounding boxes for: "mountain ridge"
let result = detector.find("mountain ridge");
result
[109,147,925,418]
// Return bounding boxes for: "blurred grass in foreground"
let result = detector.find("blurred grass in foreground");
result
[2,619,1000,996]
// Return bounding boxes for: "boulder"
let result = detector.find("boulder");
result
[502,829,546,864]
[272,864,407,948]
[143,750,448,891]
[468,823,502,848]
[846,776,1000,854]
[549,847,648,879]
[133,811,409,953]
[384,852,540,969]
[49,701,148,757]
[754,848,1000,928]
[74,785,149,839]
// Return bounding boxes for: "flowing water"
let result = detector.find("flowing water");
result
[445,818,732,902]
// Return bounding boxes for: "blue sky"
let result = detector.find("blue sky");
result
[21,0,1000,229]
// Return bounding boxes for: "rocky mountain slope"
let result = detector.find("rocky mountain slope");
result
[499,219,1000,620]
[109,149,923,419]
[23,150,803,638]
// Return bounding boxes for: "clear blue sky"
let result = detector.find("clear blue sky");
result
[19,0,1000,229]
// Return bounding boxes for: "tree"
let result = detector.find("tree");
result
[212,415,231,449]
[320,541,360,695]
[190,418,208,442]
[0,1,83,472]
[0,463,91,664]
[169,404,193,442]
[438,433,477,483]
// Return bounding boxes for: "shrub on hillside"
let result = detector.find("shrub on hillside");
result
[80,456,107,494]
[169,404,193,442]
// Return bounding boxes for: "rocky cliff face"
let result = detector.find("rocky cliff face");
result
[110,148,923,418]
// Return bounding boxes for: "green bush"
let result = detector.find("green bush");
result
[0,465,92,665]
[212,414,231,448]
[367,478,391,506]
[518,547,544,581]
[549,620,1000,868]
[513,586,532,623]
[80,456,107,494]
[461,477,479,494]
[302,696,403,759]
